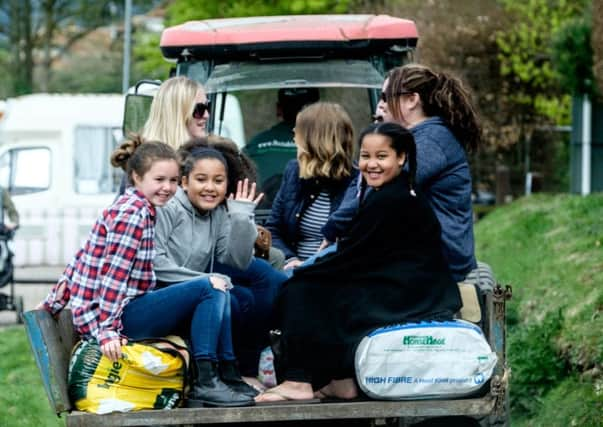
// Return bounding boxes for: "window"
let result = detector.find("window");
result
[0,147,51,195]
[73,126,123,194]
[209,86,373,213]
[203,59,384,93]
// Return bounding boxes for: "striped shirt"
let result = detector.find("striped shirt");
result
[297,191,331,260]
[43,187,157,346]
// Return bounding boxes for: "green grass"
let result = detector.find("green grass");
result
[0,326,63,427]
[475,193,603,426]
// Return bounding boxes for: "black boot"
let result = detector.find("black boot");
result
[186,359,255,408]
[219,359,260,398]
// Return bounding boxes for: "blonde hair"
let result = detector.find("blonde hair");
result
[142,76,205,150]
[295,102,355,180]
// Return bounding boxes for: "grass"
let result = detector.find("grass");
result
[0,326,63,427]
[475,193,603,426]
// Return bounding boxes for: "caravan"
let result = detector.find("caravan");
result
[0,94,124,267]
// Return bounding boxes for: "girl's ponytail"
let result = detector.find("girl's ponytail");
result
[111,135,177,184]
[387,64,482,153]
[111,134,144,171]
[431,72,481,153]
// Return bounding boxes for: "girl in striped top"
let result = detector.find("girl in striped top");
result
[266,102,358,273]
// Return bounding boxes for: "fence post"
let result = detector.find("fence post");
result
[496,165,511,205]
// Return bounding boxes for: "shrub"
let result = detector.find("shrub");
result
[508,310,568,417]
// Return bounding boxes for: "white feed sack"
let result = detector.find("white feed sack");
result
[355,320,498,399]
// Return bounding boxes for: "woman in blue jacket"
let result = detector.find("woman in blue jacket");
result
[324,64,482,282]
[265,102,358,273]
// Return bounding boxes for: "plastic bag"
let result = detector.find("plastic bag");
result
[68,338,187,414]
[257,346,277,388]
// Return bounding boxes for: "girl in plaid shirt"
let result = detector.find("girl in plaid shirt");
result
[40,138,179,353]
[39,136,259,408]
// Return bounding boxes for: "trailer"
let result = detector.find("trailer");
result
[24,14,511,427]
[0,94,123,267]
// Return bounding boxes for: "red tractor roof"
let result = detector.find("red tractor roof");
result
[160,14,418,61]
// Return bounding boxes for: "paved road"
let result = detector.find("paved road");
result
[0,267,62,327]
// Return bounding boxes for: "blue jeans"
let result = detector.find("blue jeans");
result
[121,277,235,361]
[284,243,338,278]
[214,257,287,376]
[302,242,338,266]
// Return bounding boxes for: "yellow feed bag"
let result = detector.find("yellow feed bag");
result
[68,339,187,414]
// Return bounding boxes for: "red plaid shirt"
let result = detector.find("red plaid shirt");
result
[43,188,157,346]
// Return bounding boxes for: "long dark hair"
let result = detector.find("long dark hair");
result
[386,63,481,153]
[358,122,417,192]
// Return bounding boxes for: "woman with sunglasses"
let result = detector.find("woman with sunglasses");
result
[142,76,211,148]
[322,63,482,283]
[117,76,212,194]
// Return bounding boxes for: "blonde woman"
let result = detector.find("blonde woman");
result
[118,76,212,194]
[265,102,358,272]
[143,76,210,149]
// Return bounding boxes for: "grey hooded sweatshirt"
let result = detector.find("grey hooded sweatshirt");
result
[154,187,258,285]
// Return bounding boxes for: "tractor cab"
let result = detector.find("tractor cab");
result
[124,14,418,213]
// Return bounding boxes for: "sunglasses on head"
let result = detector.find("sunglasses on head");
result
[380,91,414,102]
[192,101,211,119]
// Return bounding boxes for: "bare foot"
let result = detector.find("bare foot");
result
[255,381,314,402]
[316,378,358,400]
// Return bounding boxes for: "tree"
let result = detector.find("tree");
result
[0,1,35,95]
[133,0,357,82]
[366,0,587,194]
[166,0,352,23]
[594,0,603,97]
[0,0,121,95]
[496,0,588,124]
[37,0,119,91]
[492,0,589,192]
[132,31,170,82]
[551,12,594,97]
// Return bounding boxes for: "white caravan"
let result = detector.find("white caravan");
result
[0,93,124,267]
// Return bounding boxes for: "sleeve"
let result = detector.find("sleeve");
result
[41,259,76,315]
[321,174,360,243]
[153,205,214,283]
[337,194,385,250]
[415,138,447,188]
[214,200,257,270]
[93,210,145,345]
[305,189,385,274]
[265,163,297,260]
[336,184,409,258]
